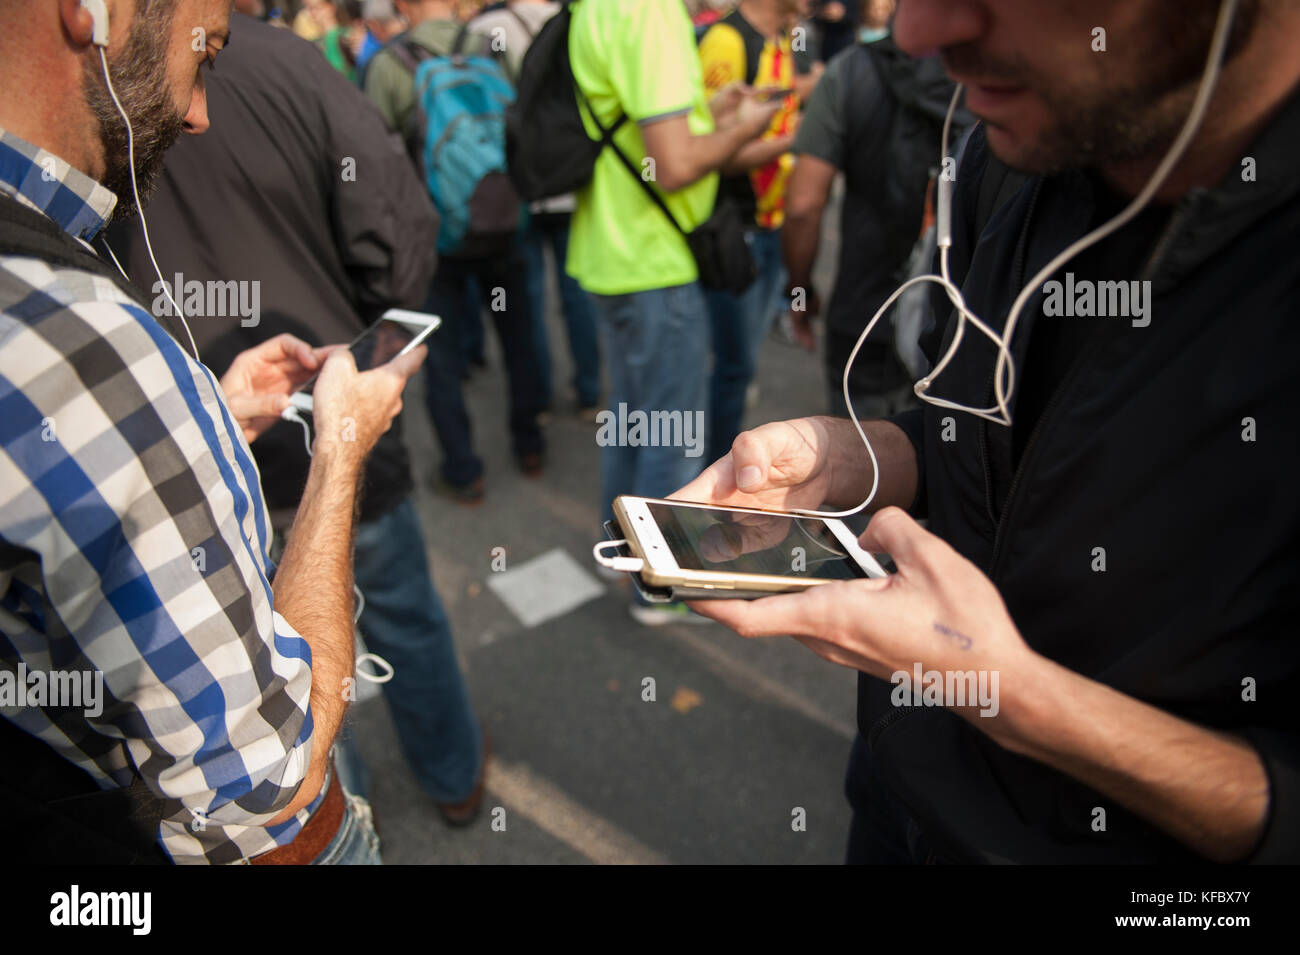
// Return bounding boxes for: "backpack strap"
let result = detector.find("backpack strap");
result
[0,196,149,307]
[0,196,197,351]
[572,87,680,234]
[452,21,474,56]
[505,5,539,41]
[714,8,763,88]
[386,34,436,75]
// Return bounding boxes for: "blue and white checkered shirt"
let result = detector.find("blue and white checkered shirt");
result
[0,127,323,864]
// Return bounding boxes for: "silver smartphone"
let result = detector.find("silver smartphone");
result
[608,496,887,596]
[289,309,441,414]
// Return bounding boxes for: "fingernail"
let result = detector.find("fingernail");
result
[737,465,762,490]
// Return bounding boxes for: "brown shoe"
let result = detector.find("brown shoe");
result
[436,732,491,827]
[433,474,486,506]
[515,452,544,478]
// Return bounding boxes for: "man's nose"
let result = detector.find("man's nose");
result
[184,83,209,134]
[893,0,986,57]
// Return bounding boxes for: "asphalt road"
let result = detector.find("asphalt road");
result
[351,195,859,864]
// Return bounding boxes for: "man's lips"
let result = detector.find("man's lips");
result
[954,76,1030,116]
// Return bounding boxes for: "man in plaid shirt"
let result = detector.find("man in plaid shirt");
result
[0,0,424,863]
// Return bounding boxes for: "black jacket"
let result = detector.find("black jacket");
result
[107,14,439,528]
[868,90,1300,863]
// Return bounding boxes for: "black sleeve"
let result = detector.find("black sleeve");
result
[887,406,927,517]
[1237,726,1300,863]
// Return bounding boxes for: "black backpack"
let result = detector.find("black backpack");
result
[504,1,624,201]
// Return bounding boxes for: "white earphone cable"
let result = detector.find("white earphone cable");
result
[794,0,1239,521]
[97,46,200,363]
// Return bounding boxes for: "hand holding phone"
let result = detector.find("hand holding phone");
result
[288,309,441,415]
[310,343,426,463]
[669,417,839,517]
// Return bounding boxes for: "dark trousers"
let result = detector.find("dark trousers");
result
[422,248,546,487]
[845,733,935,864]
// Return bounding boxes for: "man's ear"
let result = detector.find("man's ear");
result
[60,0,110,49]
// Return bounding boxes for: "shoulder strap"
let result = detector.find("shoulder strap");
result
[452,21,474,56]
[388,35,436,75]
[506,6,539,41]
[0,196,150,308]
[572,87,683,234]
[0,196,197,350]
[715,9,762,87]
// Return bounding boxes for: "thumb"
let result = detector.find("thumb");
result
[857,506,933,570]
[728,428,775,493]
[384,344,427,382]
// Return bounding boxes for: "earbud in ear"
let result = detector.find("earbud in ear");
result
[80,0,109,48]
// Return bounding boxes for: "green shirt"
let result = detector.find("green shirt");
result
[566,0,718,296]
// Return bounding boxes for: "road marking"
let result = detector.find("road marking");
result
[486,547,604,628]
[486,757,667,865]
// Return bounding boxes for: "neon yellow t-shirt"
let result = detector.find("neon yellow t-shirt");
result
[566,0,719,296]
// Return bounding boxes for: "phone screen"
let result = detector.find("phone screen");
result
[300,316,435,394]
[644,502,866,580]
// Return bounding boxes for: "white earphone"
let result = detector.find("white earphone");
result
[81,0,109,47]
[793,0,1240,522]
[81,0,200,361]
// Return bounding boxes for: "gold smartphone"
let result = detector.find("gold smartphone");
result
[610,496,887,596]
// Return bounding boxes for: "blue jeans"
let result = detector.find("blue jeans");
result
[523,213,601,408]
[310,785,383,865]
[706,227,786,463]
[422,249,547,487]
[353,496,483,803]
[589,282,710,522]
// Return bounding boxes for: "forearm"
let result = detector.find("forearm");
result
[655,121,765,192]
[266,446,363,824]
[781,205,823,294]
[812,415,918,513]
[722,134,794,175]
[993,653,1270,861]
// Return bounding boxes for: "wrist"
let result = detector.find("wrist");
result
[311,435,366,475]
[981,648,1059,757]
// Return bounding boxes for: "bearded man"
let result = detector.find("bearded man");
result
[675,0,1300,863]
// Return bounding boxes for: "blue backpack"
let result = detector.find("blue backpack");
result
[408,27,521,257]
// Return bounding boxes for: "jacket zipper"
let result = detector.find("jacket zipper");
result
[872,178,1045,749]
[979,179,1043,532]
[867,704,918,750]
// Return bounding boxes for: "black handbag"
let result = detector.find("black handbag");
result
[577,90,758,295]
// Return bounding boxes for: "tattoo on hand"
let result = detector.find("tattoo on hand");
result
[933,621,973,650]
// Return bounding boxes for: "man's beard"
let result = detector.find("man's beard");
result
[943,0,1259,174]
[82,3,186,221]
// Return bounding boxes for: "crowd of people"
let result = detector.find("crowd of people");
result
[1,0,1296,869]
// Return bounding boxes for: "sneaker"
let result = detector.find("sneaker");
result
[629,600,714,627]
